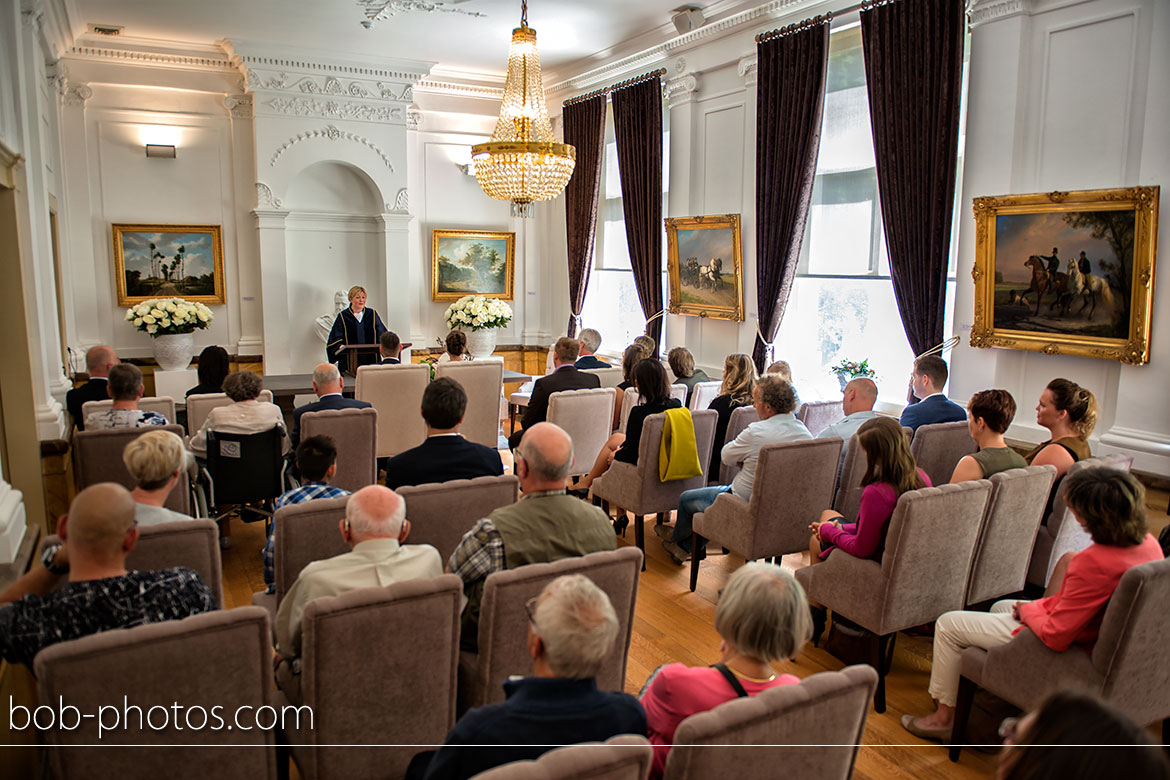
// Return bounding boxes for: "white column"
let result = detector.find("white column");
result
[253,209,291,373]
[226,94,264,355]
[377,212,414,337]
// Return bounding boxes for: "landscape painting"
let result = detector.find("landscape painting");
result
[666,214,745,321]
[432,229,515,301]
[113,224,226,306]
[970,186,1159,365]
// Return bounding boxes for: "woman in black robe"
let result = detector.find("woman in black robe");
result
[326,285,388,374]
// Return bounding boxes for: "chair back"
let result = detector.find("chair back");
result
[548,388,618,477]
[581,366,624,389]
[909,421,976,486]
[272,496,351,608]
[964,466,1056,606]
[718,406,759,485]
[398,475,519,564]
[636,411,717,496]
[82,396,177,425]
[669,384,688,404]
[187,391,273,435]
[35,607,276,780]
[299,408,377,492]
[617,387,639,434]
[474,736,653,780]
[664,666,877,780]
[688,380,722,412]
[73,424,191,514]
[471,548,642,709]
[1093,558,1170,726]
[832,435,866,521]
[204,428,285,505]
[355,364,429,458]
[293,576,463,780]
[435,361,505,448]
[796,399,844,437]
[744,438,842,556]
[877,481,992,631]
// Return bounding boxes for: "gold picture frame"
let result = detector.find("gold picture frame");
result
[665,213,745,322]
[431,229,515,302]
[112,223,226,306]
[970,186,1158,365]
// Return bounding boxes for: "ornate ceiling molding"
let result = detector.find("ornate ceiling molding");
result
[412,79,504,101]
[356,0,485,22]
[269,125,396,172]
[223,41,432,87]
[664,74,700,108]
[969,0,1033,27]
[261,96,403,123]
[64,42,238,73]
[242,71,413,102]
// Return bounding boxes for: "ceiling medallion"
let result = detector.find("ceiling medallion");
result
[471,0,575,217]
[356,0,485,25]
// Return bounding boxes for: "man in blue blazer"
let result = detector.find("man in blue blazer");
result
[573,328,611,369]
[290,363,372,448]
[899,355,967,433]
[385,377,503,490]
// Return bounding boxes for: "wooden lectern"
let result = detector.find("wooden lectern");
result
[335,344,383,376]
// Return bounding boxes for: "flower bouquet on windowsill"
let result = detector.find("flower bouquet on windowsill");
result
[830,358,876,391]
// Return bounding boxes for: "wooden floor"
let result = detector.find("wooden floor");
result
[220,457,1170,779]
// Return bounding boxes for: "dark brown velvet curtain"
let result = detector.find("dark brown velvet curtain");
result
[562,94,608,338]
[861,0,965,356]
[753,21,830,374]
[612,75,664,352]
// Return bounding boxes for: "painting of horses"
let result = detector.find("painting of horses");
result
[112,224,226,306]
[431,229,515,301]
[970,187,1158,365]
[666,214,745,321]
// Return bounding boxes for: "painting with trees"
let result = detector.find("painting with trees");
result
[112,224,226,306]
[431,229,515,302]
[970,187,1159,365]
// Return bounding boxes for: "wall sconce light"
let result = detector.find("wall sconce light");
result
[145,144,176,159]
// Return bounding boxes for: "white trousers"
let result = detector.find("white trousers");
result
[928,599,1024,707]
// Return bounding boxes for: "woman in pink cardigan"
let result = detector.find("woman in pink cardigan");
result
[902,467,1163,741]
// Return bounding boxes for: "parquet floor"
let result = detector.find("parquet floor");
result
[219,448,1169,779]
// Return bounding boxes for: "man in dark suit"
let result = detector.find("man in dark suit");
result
[385,377,502,490]
[379,330,408,365]
[509,337,601,449]
[290,363,372,448]
[899,355,967,433]
[66,345,119,431]
[573,328,610,369]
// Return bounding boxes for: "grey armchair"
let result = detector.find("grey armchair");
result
[909,421,976,487]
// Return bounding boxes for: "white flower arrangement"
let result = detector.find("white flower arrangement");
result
[444,295,512,331]
[124,297,214,337]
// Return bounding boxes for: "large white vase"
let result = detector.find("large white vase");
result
[153,332,195,371]
[463,328,499,359]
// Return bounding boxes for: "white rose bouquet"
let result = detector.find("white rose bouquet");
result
[444,295,512,331]
[124,297,214,337]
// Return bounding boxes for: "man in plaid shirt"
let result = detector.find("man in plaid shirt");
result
[263,435,349,592]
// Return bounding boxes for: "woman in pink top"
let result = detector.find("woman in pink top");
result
[902,467,1163,741]
[639,563,810,779]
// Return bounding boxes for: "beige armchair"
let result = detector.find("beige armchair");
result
[299,407,378,492]
[580,366,625,388]
[831,435,866,522]
[690,438,843,591]
[187,390,273,436]
[717,407,758,485]
[435,360,505,448]
[355,363,429,458]
[398,474,520,563]
[547,388,618,478]
[250,495,350,617]
[796,399,844,437]
[82,395,178,425]
[472,735,653,780]
[73,424,193,514]
[908,421,975,487]
[688,380,722,412]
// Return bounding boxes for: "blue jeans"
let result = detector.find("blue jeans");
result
[672,485,732,553]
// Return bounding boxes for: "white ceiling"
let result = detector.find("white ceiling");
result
[70,0,751,82]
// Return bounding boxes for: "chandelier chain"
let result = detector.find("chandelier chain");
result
[520,0,528,28]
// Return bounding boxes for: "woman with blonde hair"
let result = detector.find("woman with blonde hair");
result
[123,429,194,526]
[325,285,388,373]
[705,354,756,477]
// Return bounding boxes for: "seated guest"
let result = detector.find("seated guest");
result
[414,575,646,780]
[67,345,118,431]
[817,377,879,446]
[613,342,651,430]
[0,483,216,667]
[1025,378,1097,521]
[668,347,710,405]
[436,330,468,363]
[578,359,680,492]
[640,563,810,778]
[185,345,230,397]
[123,429,195,526]
[263,435,351,593]
[997,690,1170,780]
[508,337,600,450]
[950,389,1027,482]
[85,364,168,430]
[450,423,615,650]
[385,377,503,490]
[634,334,657,356]
[765,360,792,383]
[898,355,967,432]
[707,354,756,477]
[379,330,405,364]
[574,327,610,369]
[901,467,1162,741]
[188,370,284,457]
[290,363,372,449]
[275,485,441,702]
[663,376,811,565]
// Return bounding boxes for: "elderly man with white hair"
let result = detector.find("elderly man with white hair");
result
[412,575,646,780]
[275,485,442,702]
[574,327,610,369]
[290,362,372,449]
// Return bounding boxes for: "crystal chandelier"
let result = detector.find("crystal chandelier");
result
[472,0,575,218]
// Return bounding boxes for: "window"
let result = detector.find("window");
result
[772,25,958,404]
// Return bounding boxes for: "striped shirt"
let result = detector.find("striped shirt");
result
[263,483,350,591]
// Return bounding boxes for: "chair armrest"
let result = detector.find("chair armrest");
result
[592,461,639,506]
[970,628,1100,710]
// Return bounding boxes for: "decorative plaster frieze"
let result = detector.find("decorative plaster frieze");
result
[224,94,254,118]
[243,72,413,103]
[256,182,283,209]
[969,0,1033,26]
[65,43,238,73]
[269,125,396,173]
[62,82,92,107]
[357,0,485,21]
[412,79,504,101]
[262,96,403,122]
[664,74,700,107]
[738,56,758,87]
[224,44,430,86]
[393,187,409,212]
[406,106,423,129]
